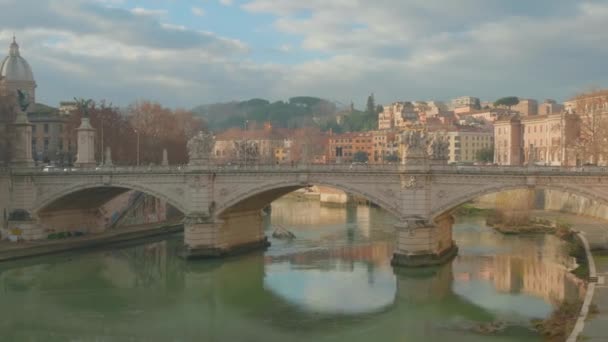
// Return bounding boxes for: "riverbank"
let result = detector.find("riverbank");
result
[0,221,183,263]
[464,207,608,341]
[458,207,598,340]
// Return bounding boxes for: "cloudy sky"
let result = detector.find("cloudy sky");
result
[1,0,607,109]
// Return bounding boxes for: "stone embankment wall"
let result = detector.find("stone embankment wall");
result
[317,186,349,206]
[0,188,173,240]
[476,189,608,220]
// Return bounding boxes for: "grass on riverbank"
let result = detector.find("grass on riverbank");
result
[453,203,495,216]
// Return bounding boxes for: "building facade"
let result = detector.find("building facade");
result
[451,96,480,110]
[378,102,418,130]
[538,99,564,116]
[494,113,578,166]
[327,131,374,163]
[512,99,538,116]
[445,129,494,163]
[520,114,573,166]
[494,116,523,166]
[213,124,287,164]
[29,104,72,164]
[371,130,399,163]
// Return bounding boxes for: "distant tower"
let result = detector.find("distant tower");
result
[0,36,37,103]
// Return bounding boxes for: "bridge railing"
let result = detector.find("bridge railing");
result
[6,163,608,175]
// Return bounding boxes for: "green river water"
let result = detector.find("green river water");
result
[0,198,584,341]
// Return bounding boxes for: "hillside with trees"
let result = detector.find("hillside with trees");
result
[192,96,339,131]
[193,94,380,133]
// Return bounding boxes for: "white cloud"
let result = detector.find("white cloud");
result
[130,7,167,17]
[219,0,233,6]
[0,0,607,109]
[191,7,205,17]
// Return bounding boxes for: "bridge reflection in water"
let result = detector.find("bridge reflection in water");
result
[0,200,583,341]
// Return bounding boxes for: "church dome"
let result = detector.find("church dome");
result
[0,37,35,83]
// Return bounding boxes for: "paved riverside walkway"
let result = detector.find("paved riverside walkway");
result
[0,221,183,262]
[531,211,608,341]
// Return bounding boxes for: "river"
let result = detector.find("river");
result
[0,197,584,341]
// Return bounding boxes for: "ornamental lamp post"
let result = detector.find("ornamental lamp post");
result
[134,129,140,166]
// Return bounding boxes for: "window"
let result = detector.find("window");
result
[44,138,49,151]
[32,125,37,133]
[44,124,49,134]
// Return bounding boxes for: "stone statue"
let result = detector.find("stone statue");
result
[74,98,94,118]
[427,134,449,160]
[405,131,424,149]
[401,130,428,161]
[233,140,260,164]
[187,131,215,165]
[16,89,30,113]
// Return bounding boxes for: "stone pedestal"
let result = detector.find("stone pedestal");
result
[183,210,269,259]
[391,214,458,267]
[162,148,169,166]
[75,117,96,168]
[10,111,34,167]
[104,147,113,167]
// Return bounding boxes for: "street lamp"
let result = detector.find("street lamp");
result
[100,116,104,165]
[134,129,140,166]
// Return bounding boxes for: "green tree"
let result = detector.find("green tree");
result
[375,104,384,114]
[473,98,481,110]
[353,151,369,163]
[493,97,519,110]
[366,93,375,116]
[476,147,494,163]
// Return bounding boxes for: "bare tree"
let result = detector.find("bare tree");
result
[571,89,608,165]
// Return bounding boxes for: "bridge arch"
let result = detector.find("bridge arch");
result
[430,183,608,221]
[33,182,187,215]
[215,180,402,219]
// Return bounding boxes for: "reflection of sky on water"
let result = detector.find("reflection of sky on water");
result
[0,200,584,341]
[453,280,551,320]
[264,261,396,315]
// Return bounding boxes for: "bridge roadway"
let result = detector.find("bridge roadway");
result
[3,163,608,267]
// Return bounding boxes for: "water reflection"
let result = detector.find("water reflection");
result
[0,199,584,341]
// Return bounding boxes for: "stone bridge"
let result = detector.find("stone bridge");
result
[4,163,608,266]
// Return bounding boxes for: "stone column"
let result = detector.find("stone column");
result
[391,214,458,267]
[10,110,34,167]
[162,148,169,166]
[183,210,269,259]
[75,117,96,168]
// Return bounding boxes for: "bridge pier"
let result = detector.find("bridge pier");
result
[391,214,458,268]
[184,210,269,259]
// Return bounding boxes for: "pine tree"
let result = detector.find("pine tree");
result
[366,93,375,116]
